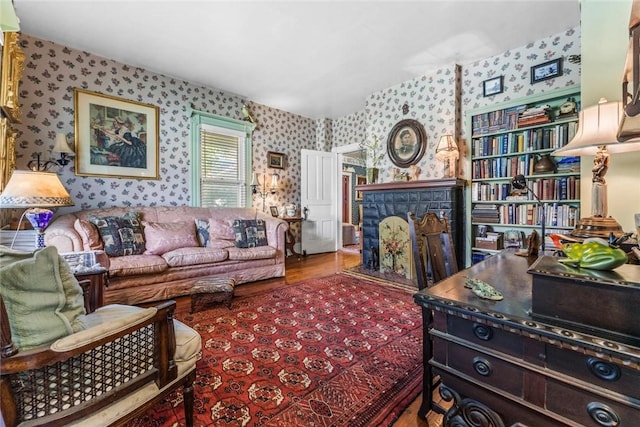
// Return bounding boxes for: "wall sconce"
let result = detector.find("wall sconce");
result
[435,134,459,178]
[52,133,75,166]
[251,172,279,212]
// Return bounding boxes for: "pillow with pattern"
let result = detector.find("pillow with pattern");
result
[88,211,145,257]
[194,218,210,247]
[232,219,268,248]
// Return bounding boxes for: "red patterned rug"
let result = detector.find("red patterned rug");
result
[128,274,423,427]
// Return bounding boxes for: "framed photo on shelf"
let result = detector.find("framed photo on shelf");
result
[74,89,159,179]
[386,119,427,168]
[267,151,285,169]
[269,206,279,217]
[482,76,504,97]
[531,58,563,84]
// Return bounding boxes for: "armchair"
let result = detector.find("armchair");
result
[0,245,201,427]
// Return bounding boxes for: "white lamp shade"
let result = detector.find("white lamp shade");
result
[0,170,73,207]
[553,98,640,156]
[52,133,74,154]
[435,134,459,160]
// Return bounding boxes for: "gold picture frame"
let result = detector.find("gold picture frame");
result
[74,89,160,179]
[0,32,25,123]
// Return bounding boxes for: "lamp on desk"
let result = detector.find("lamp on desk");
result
[552,98,640,239]
[511,174,546,253]
[0,170,74,247]
[250,172,279,212]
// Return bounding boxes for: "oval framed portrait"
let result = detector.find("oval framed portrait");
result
[386,119,427,167]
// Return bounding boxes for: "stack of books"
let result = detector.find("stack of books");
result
[472,205,500,223]
[517,105,552,127]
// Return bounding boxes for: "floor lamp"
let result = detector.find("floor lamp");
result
[0,170,74,248]
[552,98,640,239]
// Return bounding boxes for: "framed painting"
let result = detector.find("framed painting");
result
[74,88,159,179]
[0,31,25,123]
[531,58,563,84]
[386,119,427,167]
[269,206,279,217]
[267,151,285,169]
[355,174,366,200]
[482,75,503,97]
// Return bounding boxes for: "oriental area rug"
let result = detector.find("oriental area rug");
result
[128,274,423,427]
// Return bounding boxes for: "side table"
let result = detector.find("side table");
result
[74,268,108,313]
[282,216,303,259]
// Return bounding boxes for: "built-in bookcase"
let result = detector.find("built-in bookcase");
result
[466,86,581,263]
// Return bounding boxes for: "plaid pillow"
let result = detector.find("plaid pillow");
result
[88,211,145,257]
[232,219,268,248]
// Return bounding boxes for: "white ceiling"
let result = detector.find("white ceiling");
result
[14,0,580,120]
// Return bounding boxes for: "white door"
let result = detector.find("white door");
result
[301,149,338,255]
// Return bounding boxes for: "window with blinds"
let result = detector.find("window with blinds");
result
[199,124,248,207]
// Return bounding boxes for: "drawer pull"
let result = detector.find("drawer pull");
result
[587,402,620,427]
[472,323,493,341]
[587,358,621,382]
[472,356,493,377]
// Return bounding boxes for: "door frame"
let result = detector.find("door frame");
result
[332,143,362,248]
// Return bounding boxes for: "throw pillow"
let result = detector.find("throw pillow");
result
[143,221,199,255]
[194,218,210,247]
[88,211,145,257]
[232,219,268,248]
[0,246,86,350]
[74,218,104,251]
[209,218,235,240]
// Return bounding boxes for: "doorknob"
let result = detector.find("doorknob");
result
[303,206,309,220]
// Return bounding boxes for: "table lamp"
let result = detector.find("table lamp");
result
[0,170,74,247]
[552,98,640,239]
[435,134,459,178]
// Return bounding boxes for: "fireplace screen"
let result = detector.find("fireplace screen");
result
[379,216,414,280]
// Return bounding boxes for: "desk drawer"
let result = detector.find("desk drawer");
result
[440,313,526,358]
[547,379,640,426]
[546,345,640,399]
[434,336,524,397]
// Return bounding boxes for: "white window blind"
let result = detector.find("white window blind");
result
[200,125,247,207]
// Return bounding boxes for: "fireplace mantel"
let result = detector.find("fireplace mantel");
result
[356,178,465,193]
[357,178,466,277]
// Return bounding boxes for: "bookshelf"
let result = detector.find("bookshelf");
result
[467,86,581,263]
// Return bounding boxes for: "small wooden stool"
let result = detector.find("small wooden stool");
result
[190,277,236,313]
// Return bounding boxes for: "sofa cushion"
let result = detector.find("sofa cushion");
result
[232,219,268,248]
[162,247,228,267]
[208,239,235,249]
[209,218,235,240]
[227,245,276,261]
[0,246,86,350]
[108,254,168,277]
[143,221,199,255]
[88,212,146,257]
[74,219,104,251]
[194,218,210,247]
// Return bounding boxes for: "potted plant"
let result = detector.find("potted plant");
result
[360,136,384,183]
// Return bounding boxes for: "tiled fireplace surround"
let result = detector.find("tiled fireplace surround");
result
[358,179,466,276]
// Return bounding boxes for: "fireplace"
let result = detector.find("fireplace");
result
[356,179,465,277]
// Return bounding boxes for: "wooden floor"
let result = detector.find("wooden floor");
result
[175,249,442,427]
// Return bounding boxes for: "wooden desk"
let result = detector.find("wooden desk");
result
[413,251,640,426]
[282,216,303,259]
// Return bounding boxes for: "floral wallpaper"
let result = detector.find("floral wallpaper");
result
[14,34,316,216]
[14,27,579,221]
[332,26,581,182]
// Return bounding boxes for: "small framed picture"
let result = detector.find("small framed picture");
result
[482,76,504,97]
[269,206,279,217]
[267,151,285,169]
[531,58,563,84]
[355,175,366,200]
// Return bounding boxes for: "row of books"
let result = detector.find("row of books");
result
[472,203,580,228]
[471,104,526,135]
[472,122,579,157]
[471,176,580,202]
[498,203,579,228]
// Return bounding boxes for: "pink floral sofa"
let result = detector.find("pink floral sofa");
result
[45,206,288,305]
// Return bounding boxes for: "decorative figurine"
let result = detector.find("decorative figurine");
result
[410,164,421,181]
